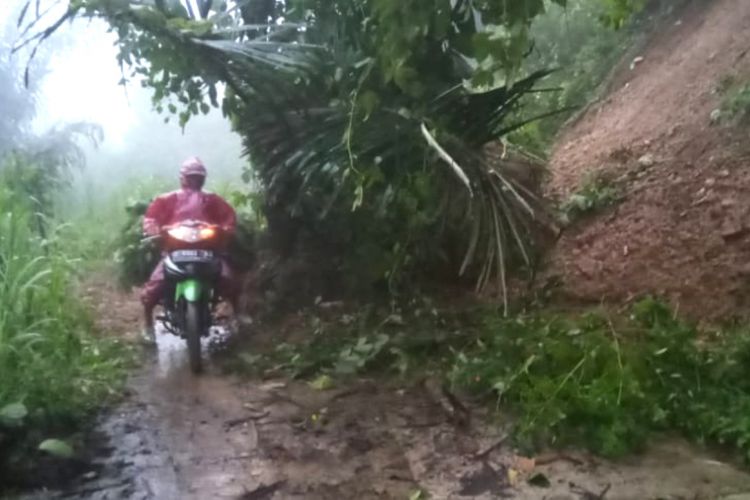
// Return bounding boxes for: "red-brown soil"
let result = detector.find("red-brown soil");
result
[546,0,750,321]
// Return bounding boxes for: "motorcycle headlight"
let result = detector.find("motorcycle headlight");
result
[198,227,216,240]
[168,226,194,242]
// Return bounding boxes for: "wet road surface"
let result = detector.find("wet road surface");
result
[20,318,750,499]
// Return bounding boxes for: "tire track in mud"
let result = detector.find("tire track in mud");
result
[42,344,750,500]
[38,343,424,500]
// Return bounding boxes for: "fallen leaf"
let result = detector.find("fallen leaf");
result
[507,468,519,486]
[508,456,536,487]
[409,489,427,500]
[309,374,334,391]
[260,381,287,391]
[38,439,74,458]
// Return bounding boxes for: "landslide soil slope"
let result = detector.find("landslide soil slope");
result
[547,0,750,320]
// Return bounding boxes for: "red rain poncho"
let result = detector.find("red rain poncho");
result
[140,186,240,309]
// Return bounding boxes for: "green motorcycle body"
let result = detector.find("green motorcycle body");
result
[175,279,203,303]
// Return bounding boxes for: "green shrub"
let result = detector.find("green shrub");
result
[561,175,620,220]
[449,298,750,459]
[113,200,161,289]
[239,296,750,461]
[719,82,750,123]
[509,0,632,155]
[0,204,127,421]
[0,188,129,481]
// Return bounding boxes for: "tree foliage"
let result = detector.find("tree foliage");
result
[1,11,102,237]
[0,16,38,158]
[18,0,643,305]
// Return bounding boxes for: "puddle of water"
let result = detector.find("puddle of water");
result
[154,322,231,377]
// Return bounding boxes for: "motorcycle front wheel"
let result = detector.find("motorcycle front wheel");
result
[185,301,203,374]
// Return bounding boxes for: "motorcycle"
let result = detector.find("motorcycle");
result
[155,220,224,373]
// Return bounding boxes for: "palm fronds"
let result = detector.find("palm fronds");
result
[18,0,565,306]
[215,43,559,305]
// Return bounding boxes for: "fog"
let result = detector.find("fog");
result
[1,1,245,204]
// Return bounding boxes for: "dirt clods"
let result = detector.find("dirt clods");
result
[546,0,750,321]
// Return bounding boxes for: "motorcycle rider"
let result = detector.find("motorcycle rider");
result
[140,157,241,344]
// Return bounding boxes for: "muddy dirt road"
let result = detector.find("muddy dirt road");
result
[24,280,750,499]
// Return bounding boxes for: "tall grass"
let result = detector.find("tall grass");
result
[0,187,127,432]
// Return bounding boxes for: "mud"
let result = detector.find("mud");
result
[546,0,750,320]
[20,277,750,499]
[18,327,750,500]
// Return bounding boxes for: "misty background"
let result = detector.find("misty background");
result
[0,1,245,212]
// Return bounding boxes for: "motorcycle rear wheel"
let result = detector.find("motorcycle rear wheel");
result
[185,301,203,374]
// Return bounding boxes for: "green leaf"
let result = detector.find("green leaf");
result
[179,111,191,128]
[309,374,334,391]
[0,402,28,426]
[352,184,364,211]
[358,90,380,119]
[409,489,427,500]
[38,439,75,458]
[393,65,419,95]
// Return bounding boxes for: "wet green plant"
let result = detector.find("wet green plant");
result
[226,297,464,379]
[267,331,393,380]
[719,81,750,124]
[510,0,633,154]
[0,211,124,414]
[0,187,129,483]
[561,174,620,221]
[449,298,750,459]
[113,199,161,289]
[236,296,750,461]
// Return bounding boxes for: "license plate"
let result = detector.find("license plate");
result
[171,249,215,262]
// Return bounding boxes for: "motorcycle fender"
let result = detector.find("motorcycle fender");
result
[175,279,202,303]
